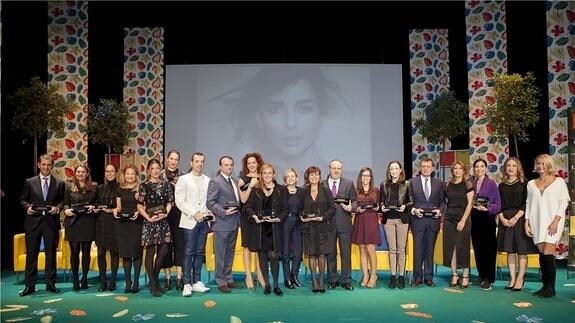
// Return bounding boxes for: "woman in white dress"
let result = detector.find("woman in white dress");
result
[525,154,570,298]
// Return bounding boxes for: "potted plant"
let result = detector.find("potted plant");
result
[87,98,131,164]
[484,72,540,159]
[10,76,77,171]
[414,90,468,180]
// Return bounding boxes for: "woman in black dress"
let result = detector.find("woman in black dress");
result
[94,164,120,291]
[114,164,143,293]
[245,163,288,296]
[282,168,305,289]
[63,164,97,290]
[300,166,335,293]
[497,157,535,291]
[137,159,174,297]
[443,161,474,289]
[238,152,265,290]
[160,150,186,291]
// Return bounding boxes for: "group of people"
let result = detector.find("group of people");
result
[18,152,569,299]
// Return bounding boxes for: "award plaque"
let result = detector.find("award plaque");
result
[360,203,377,209]
[385,201,399,210]
[334,197,350,204]
[120,211,134,220]
[147,205,166,215]
[32,203,50,212]
[422,209,437,217]
[258,209,275,221]
[474,196,489,207]
[71,202,89,214]
[302,210,318,219]
[96,199,113,209]
[203,210,215,221]
[224,201,239,210]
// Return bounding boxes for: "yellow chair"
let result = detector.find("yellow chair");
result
[433,230,476,274]
[205,229,256,282]
[13,229,66,284]
[495,252,540,280]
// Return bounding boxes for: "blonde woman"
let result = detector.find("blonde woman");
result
[525,154,570,298]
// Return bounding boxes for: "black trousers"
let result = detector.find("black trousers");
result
[471,210,497,283]
[24,225,59,287]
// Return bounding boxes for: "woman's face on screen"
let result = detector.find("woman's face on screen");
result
[257,78,321,158]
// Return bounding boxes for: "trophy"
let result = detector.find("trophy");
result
[334,196,350,204]
[146,205,166,216]
[360,203,377,209]
[422,209,437,217]
[96,199,113,210]
[71,202,89,214]
[224,201,239,210]
[258,209,275,221]
[385,200,399,210]
[31,203,50,213]
[474,196,489,208]
[203,210,215,221]
[302,209,319,220]
[120,209,135,220]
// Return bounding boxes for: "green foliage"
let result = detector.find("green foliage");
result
[485,72,540,144]
[88,98,131,154]
[414,91,468,150]
[10,76,76,138]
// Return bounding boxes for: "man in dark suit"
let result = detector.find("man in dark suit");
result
[19,154,65,296]
[409,157,445,287]
[323,159,357,291]
[206,156,243,293]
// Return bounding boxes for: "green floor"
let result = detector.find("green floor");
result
[1,264,574,322]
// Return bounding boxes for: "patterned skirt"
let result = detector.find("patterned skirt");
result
[142,218,171,246]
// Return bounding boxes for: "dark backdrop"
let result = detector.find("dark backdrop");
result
[0,1,548,269]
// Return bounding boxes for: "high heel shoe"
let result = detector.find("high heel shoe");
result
[164,278,172,291]
[366,275,378,288]
[263,286,271,295]
[460,276,469,289]
[361,276,369,288]
[512,277,524,292]
[131,282,140,293]
[449,274,460,288]
[273,287,284,297]
[245,277,256,291]
[504,280,516,290]
[291,276,304,288]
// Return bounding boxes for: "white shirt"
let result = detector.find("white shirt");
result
[176,173,211,230]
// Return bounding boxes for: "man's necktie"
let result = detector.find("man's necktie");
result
[42,177,49,201]
[424,178,430,201]
[331,181,337,198]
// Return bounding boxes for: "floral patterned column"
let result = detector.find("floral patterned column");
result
[409,29,450,176]
[466,0,508,181]
[547,0,575,180]
[123,27,165,180]
[46,0,89,179]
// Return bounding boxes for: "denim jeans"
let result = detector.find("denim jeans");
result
[182,222,209,285]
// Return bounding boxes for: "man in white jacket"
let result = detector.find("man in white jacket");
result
[176,152,212,297]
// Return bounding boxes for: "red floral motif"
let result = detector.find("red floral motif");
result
[51,7,64,17]
[65,168,74,179]
[483,40,494,50]
[551,25,564,37]
[482,12,493,21]
[485,96,495,105]
[414,68,423,77]
[553,133,567,145]
[51,151,63,161]
[66,111,75,120]
[553,97,566,109]
[470,53,483,63]
[472,108,484,119]
[557,170,568,180]
[412,43,422,52]
[51,65,64,74]
[51,36,64,46]
[568,82,575,95]
[469,25,482,35]
[486,153,497,164]
[468,0,480,8]
[471,80,483,90]
[127,47,136,56]
[126,97,136,106]
[126,72,136,81]
[552,60,565,73]
[414,93,424,102]
[486,124,495,134]
[65,139,75,149]
[415,145,425,154]
[555,242,568,256]
[472,137,485,147]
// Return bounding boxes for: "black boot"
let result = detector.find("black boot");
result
[164,277,172,291]
[389,275,397,289]
[176,278,184,291]
[539,255,556,298]
[108,276,117,291]
[72,271,80,291]
[533,253,546,296]
[398,276,405,289]
[81,273,89,290]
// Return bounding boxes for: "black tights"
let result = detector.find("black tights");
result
[69,241,91,281]
[97,247,119,285]
[145,244,169,288]
[123,256,142,286]
[309,255,326,290]
[258,250,280,289]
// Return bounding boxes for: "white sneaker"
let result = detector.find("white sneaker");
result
[182,284,193,297]
[192,281,210,293]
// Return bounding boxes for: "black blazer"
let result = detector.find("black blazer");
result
[300,185,336,233]
[244,185,288,251]
[379,180,413,224]
[20,174,65,231]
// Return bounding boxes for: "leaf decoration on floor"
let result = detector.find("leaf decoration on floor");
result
[40,315,53,323]
[4,317,32,322]
[43,298,63,304]
[70,309,87,316]
[132,313,155,321]
[230,316,242,323]
[405,311,432,319]
[95,292,115,297]
[32,308,57,316]
[166,313,189,318]
[444,287,464,293]
[113,309,129,318]
[0,305,29,312]
[471,320,486,323]
[513,302,533,308]
[516,314,543,322]
[115,296,129,302]
[400,303,418,309]
[571,299,575,304]
[204,300,217,308]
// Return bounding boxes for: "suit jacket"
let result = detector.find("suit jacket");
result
[409,175,445,232]
[321,177,357,233]
[207,173,240,232]
[20,174,65,231]
[175,172,211,230]
[244,185,288,251]
[380,180,413,224]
